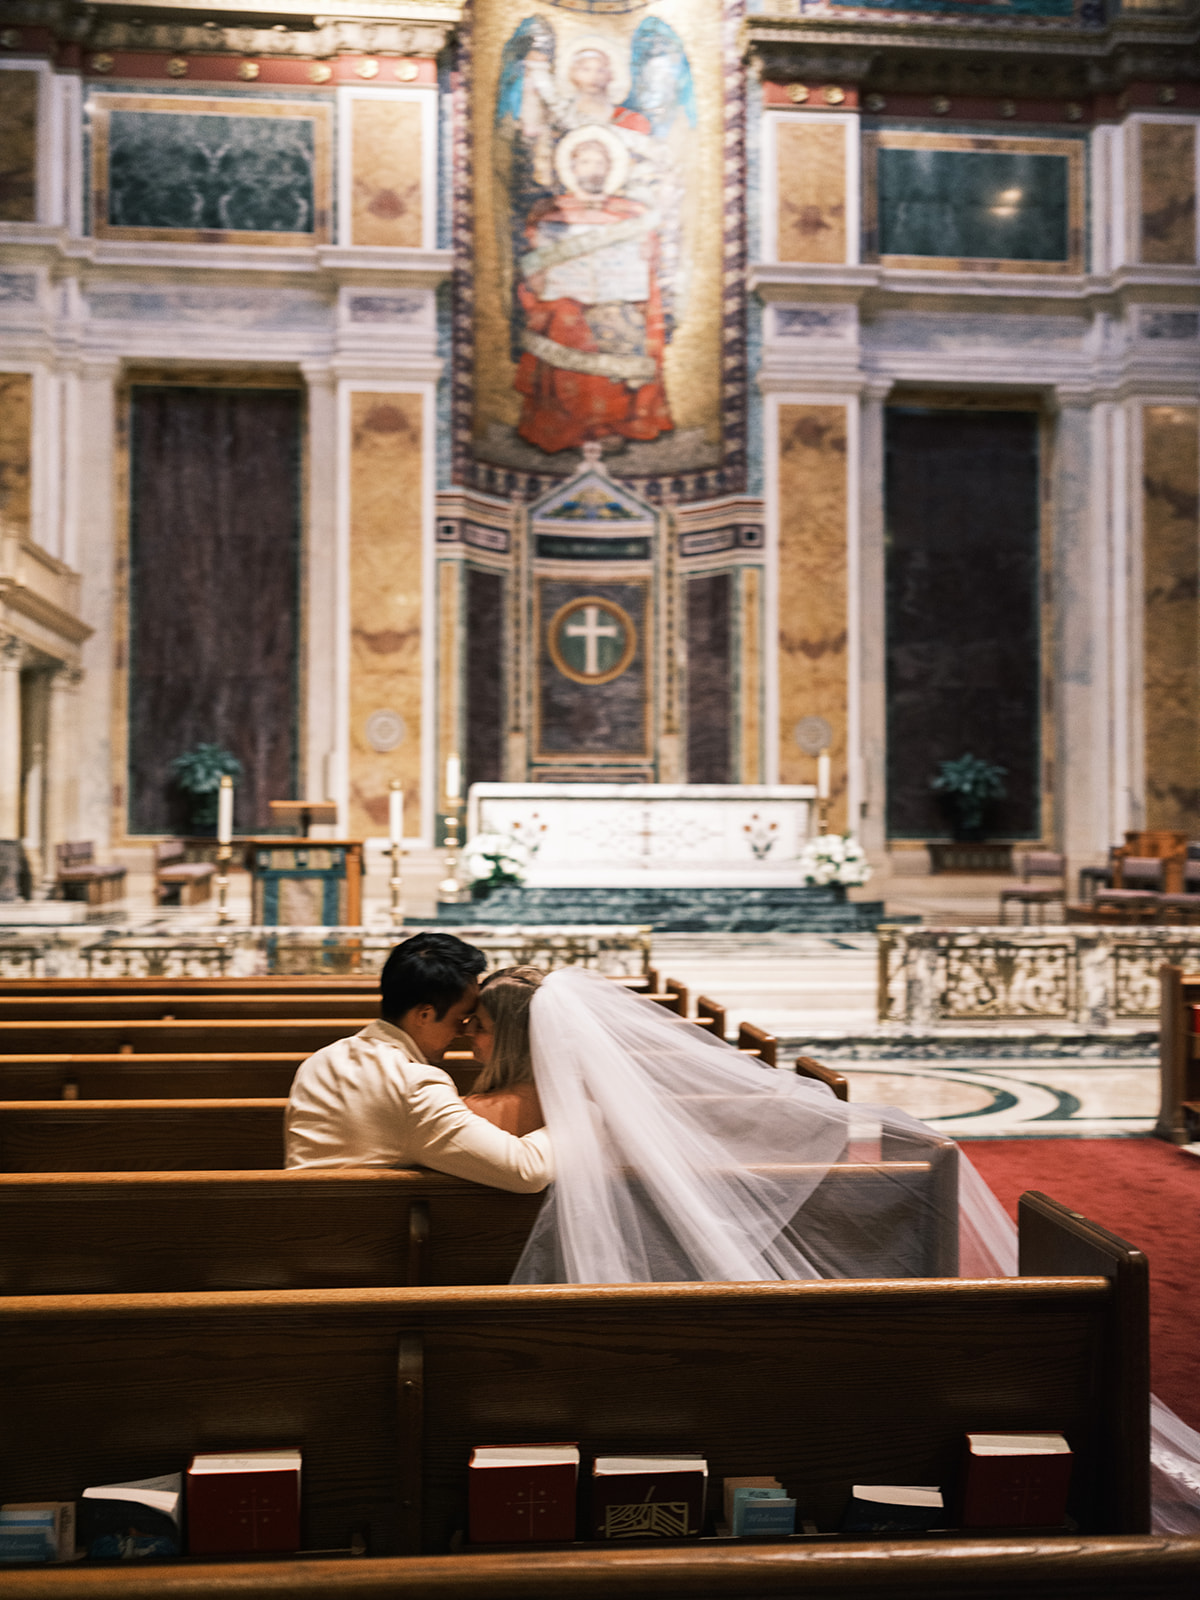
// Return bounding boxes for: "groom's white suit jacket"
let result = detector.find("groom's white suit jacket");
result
[284,1017,554,1190]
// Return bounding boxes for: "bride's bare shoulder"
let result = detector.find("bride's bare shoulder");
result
[463,1084,545,1137]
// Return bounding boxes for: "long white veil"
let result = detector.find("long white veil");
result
[514,966,1200,1533]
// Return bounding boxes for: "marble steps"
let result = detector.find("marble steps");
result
[434,886,890,933]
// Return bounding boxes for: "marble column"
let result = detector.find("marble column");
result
[41,664,81,893]
[856,380,891,859]
[0,632,23,838]
[1052,389,1108,864]
[71,359,119,849]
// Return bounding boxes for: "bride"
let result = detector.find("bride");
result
[461,964,1200,1533]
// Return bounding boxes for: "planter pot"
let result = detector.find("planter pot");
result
[929,842,1013,875]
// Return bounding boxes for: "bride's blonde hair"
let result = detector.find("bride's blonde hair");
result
[472,965,545,1093]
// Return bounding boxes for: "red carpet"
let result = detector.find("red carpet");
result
[964,1138,1200,1430]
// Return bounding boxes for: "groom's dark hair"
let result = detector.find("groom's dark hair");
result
[380,933,487,1022]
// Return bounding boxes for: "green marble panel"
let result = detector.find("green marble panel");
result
[878,149,1070,263]
[107,110,316,234]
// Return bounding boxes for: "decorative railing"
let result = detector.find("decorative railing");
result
[877,925,1200,1028]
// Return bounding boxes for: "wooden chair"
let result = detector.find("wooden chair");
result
[54,842,126,906]
[998,851,1065,925]
[154,840,216,906]
[1114,831,1187,895]
[1154,963,1200,1146]
[0,1194,1150,1559]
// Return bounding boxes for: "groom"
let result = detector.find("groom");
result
[285,932,554,1190]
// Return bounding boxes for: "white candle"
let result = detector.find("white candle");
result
[389,780,404,845]
[217,774,234,843]
[817,752,831,802]
[445,754,461,802]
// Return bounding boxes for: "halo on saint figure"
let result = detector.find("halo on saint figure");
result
[555,124,630,199]
[561,34,630,106]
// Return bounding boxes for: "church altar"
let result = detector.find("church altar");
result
[467,785,819,889]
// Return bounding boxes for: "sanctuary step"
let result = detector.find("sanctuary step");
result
[434,885,889,933]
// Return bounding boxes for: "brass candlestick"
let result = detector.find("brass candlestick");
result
[389,839,405,926]
[216,842,233,924]
[437,798,466,904]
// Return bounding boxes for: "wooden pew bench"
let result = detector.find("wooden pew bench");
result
[0,1018,370,1057]
[1154,962,1200,1145]
[0,994,383,1022]
[0,1195,1150,1564]
[0,1143,959,1291]
[0,1099,288,1172]
[0,1053,307,1101]
[0,977,381,996]
[5,1536,1198,1600]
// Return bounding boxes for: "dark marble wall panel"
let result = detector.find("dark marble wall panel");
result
[536,579,648,761]
[107,110,316,234]
[885,407,1040,838]
[878,150,1069,262]
[129,386,301,835]
[687,571,732,784]
[465,565,505,789]
[0,71,38,222]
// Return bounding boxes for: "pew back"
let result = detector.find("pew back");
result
[0,1202,1147,1558]
[0,995,382,1022]
[0,1152,957,1292]
[0,1100,287,1172]
[0,1054,305,1101]
[0,1019,369,1055]
[1155,963,1200,1145]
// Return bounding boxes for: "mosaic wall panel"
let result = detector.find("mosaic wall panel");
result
[1143,403,1200,830]
[776,402,848,831]
[348,392,425,838]
[0,371,32,536]
[866,133,1083,274]
[1139,121,1197,266]
[91,95,332,246]
[535,577,649,762]
[885,407,1041,840]
[464,0,741,497]
[465,565,506,788]
[0,70,38,223]
[351,95,424,249]
[127,386,301,835]
[773,118,847,265]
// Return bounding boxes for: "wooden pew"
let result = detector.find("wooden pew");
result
[0,994,382,1022]
[1154,962,1200,1145]
[0,977,380,996]
[0,1053,307,1101]
[0,1100,288,1172]
[795,1054,849,1102]
[0,1148,959,1291]
[737,1021,777,1068]
[5,1536,1199,1600]
[696,994,728,1040]
[0,1196,1150,1559]
[0,1018,369,1056]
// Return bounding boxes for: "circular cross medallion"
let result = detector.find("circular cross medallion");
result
[548,596,637,686]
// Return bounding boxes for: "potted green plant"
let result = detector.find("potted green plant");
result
[929,754,1010,873]
[169,744,243,836]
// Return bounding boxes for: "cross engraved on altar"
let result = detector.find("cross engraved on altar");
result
[566,604,620,677]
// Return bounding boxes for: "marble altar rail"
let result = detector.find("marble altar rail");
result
[0,925,651,981]
[878,926,1200,1030]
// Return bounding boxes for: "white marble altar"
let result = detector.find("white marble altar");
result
[467,784,818,889]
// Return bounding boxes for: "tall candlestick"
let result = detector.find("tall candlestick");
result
[388,779,404,927]
[215,773,234,924]
[217,774,234,844]
[388,780,404,846]
[445,753,461,802]
[817,752,831,802]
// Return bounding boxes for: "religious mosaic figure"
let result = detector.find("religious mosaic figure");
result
[493,13,696,457]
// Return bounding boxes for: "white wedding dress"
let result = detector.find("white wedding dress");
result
[512,967,1200,1534]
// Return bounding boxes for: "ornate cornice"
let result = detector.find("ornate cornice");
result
[0,0,462,58]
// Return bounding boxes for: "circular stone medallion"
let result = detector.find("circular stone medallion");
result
[366,709,407,752]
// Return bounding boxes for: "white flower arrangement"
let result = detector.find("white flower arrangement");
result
[799,832,872,888]
[462,831,530,888]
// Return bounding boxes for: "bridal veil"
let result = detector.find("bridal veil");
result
[513,966,1200,1533]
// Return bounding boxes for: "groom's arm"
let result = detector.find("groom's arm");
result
[403,1065,554,1193]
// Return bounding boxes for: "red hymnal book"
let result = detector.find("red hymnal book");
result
[960,1433,1072,1528]
[468,1445,579,1544]
[186,1451,301,1555]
